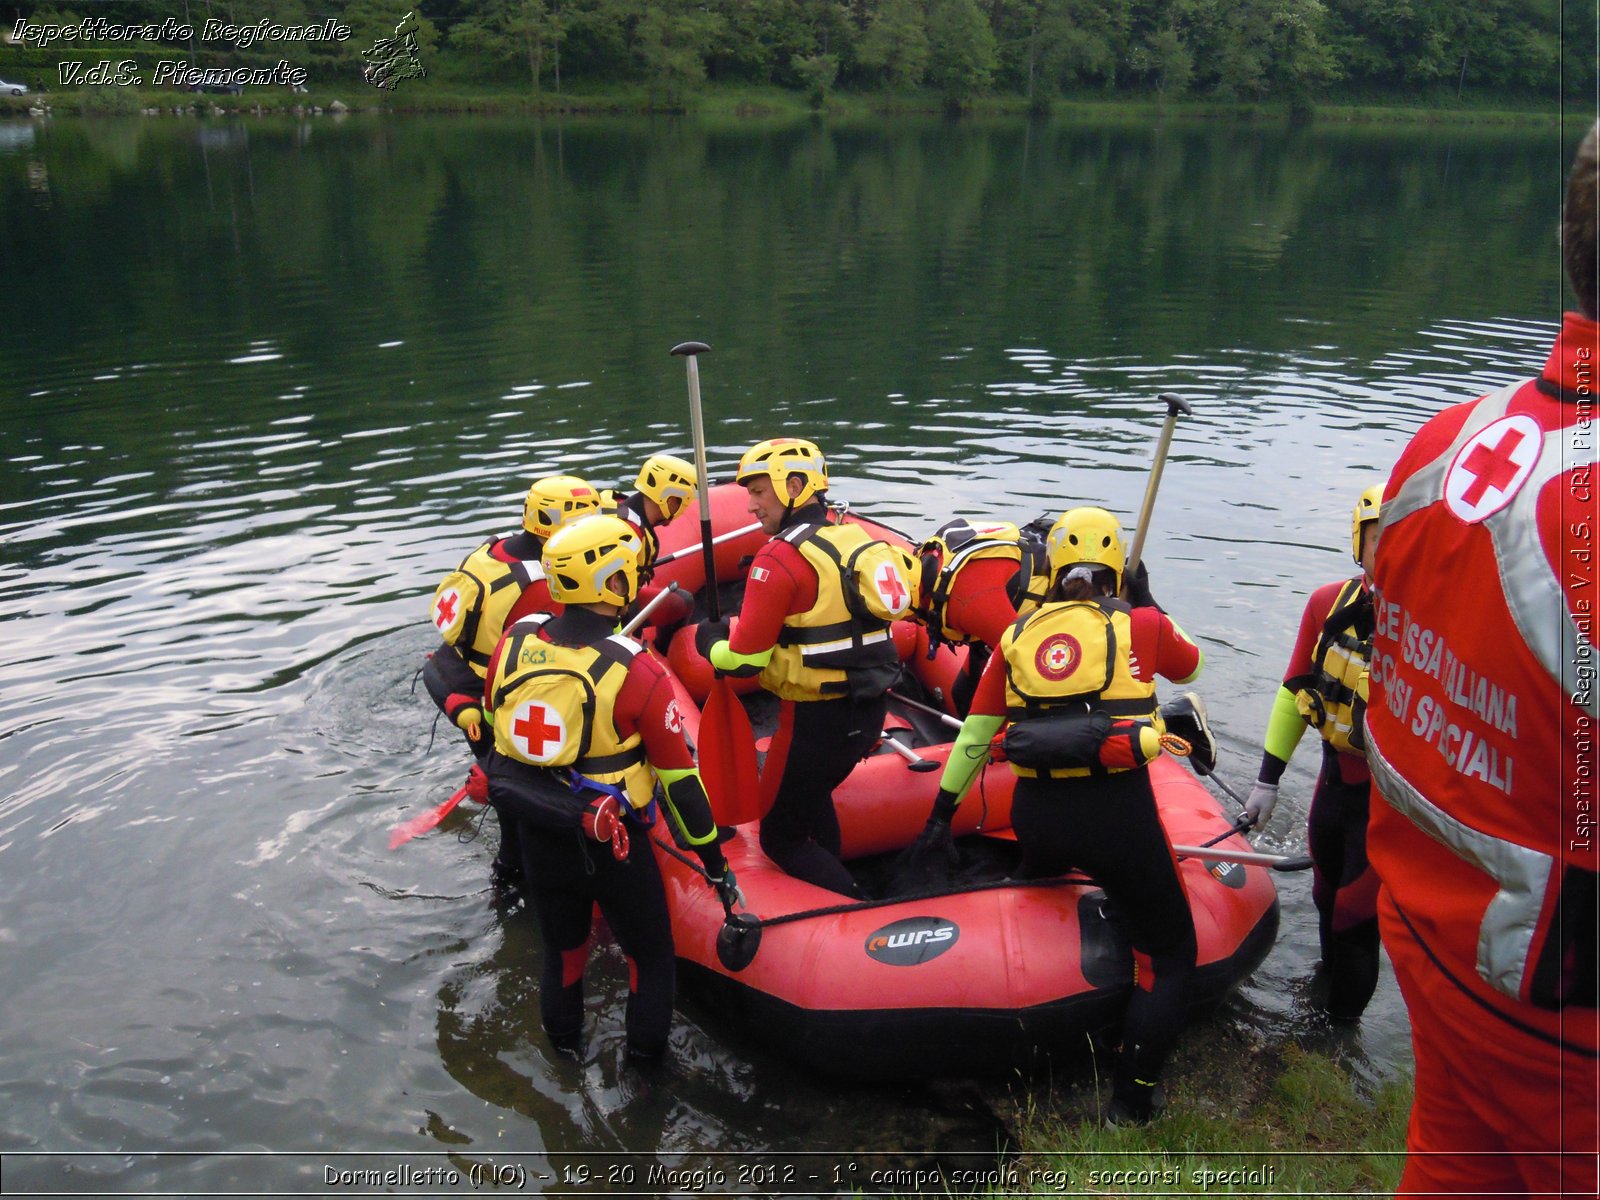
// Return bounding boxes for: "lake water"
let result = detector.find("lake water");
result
[0,112,1574,1193]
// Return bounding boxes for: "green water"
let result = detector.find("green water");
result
[0,112,1573,1192]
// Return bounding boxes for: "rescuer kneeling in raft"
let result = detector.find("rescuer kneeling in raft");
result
[907,506,1207,1126]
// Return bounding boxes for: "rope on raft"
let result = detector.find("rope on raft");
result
[652,835,1096,932]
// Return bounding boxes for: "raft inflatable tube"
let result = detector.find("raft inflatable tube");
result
[642,484,1279,1079]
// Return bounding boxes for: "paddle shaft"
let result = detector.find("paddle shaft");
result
[880,729,940,772]
[1196,767,1249,809]
[653,522,761,566]
[887,689,965,731]
[1125,392,1192,577]
[671,341,719,621]
[1173,843,1313,872]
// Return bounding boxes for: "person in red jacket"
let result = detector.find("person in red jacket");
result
[601,453,698,630]
[1244,483,1384,1022]
[911,506,1205,1126]
[700,437,913,897]
[1364,122,1598,1197]
[482,515,734,1061]
[913,517,1164,716]
[423,475,602,900]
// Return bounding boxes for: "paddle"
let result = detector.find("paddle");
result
[1173,843,1314,872]
[389,585,686,850]
[388,781,474,850]
[652,521,762,567]
[1125,392,1192,579]
[670,340,761,826]
[888,688,965,732]
[879,727,940,772]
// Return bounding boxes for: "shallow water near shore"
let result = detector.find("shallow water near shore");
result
[0,112,1574,1192]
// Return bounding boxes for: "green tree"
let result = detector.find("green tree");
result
[926,0,998,101]
[1128,22,1193,95]
[633,0,723,105]
[792,50,840,105]
[856,0,929,88]
[505,0,566,89]
[1034,0,1127,95]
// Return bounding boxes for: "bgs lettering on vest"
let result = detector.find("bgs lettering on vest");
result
[430,536,541,674]
[764,522,916,701]
[488,614,654,808]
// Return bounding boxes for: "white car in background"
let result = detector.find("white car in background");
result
[0,79,29,96]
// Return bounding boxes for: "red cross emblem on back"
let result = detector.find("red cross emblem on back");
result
[511,701,566,762]
[876,564,908,612]
[1445,414,1541,523]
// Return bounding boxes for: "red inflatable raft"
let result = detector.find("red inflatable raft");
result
[633,484,1278,1080]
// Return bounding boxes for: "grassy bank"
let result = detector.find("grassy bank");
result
[0,79,1564,126]
[942,1030,1411,1198]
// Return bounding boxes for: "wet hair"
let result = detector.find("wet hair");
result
[1051,565,1114,602]
[1564,122,1598,318]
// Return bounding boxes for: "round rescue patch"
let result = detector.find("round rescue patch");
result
[509,699,568,763]
[1036,633,1082,682]
[664,699,683,734]
[1444,413,1542,523]
[874,562,911,617]
[431,587,465,636]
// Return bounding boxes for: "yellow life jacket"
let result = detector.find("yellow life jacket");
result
[1009,516,1053,619]
[486,614,654,809]
[999,597,1157,778]
[1292,577,1372,755]
[916,518,1024,648]
[429,535,542,676]
[600,491,659,581]
[762,520,909,702]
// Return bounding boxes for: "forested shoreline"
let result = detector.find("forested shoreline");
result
[4,0,1587,114]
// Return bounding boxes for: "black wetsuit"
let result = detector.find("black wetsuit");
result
[1011,768,1197,1113]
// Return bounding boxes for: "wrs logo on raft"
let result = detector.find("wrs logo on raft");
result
[864,916,960,965]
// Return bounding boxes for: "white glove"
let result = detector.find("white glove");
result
[1244,782,1279,829]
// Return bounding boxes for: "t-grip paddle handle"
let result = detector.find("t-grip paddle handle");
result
[1125,392,1193,577]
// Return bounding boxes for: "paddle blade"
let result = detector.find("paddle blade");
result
[700,676,760,826]
[388,785,469,850]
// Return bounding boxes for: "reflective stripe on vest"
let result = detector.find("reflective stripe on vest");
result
[1380,381,1599,720]
[1366,730,1553,1001]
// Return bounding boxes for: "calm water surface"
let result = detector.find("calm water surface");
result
[0,113,1575,1193]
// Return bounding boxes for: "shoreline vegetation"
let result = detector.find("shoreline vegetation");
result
[917,1027,1410,1197]
[0,81,1567,123]
[988,1034,1410,1197]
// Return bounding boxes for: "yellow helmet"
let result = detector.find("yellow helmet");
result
[1351,483,1383,562]
[736,437,828,509]
[542,515,643,606]
[635,453,698,518]
[522,475,601,538]
[1046,506,1126,592]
